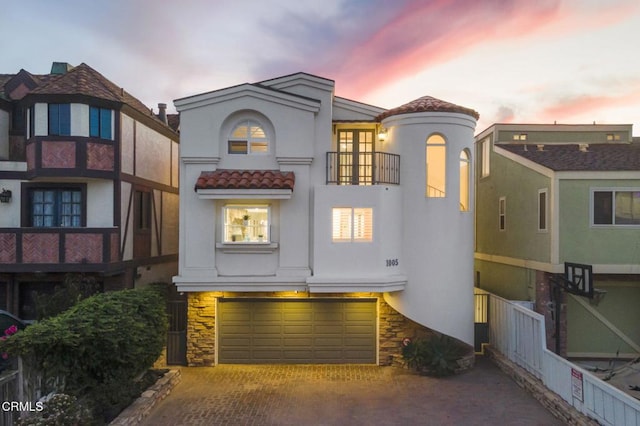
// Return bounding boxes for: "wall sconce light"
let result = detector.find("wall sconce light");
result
[0,189,12,203]
[378,127,387,142]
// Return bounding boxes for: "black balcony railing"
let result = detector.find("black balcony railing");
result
[326,151,400,185]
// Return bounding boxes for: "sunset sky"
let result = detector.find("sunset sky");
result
[3,0,640,135]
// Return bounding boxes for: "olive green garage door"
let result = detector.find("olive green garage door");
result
[218,299,377,364]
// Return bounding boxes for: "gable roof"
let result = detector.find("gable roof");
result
[377,95,479,121]
[499,143,640,171]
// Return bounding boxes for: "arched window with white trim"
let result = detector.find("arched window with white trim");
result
[426,134,446,197]
[228,120,269,155]
[460,149,470,211]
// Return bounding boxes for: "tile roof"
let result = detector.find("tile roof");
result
[377,96,479,121]
[29,63,157,120]
[195,170,295,191]
[499,143,640,171]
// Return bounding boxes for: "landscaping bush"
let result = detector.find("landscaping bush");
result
[0,286,167,423]
[401,334,466,377]
[33,273,102,320]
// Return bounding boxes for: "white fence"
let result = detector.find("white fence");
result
[480,289,640,425]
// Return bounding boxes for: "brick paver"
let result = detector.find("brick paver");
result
[142,356,563,425]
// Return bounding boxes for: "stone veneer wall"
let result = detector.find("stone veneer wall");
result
[187,292,217,366]
[185,292,464,367]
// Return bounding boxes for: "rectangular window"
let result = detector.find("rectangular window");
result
[30,187,83,227]
[89,107,113,139]
[228,141,248,154]
[332,207,373,242]
[135,190,152,231]
[498,197,506,231]
[223,205,270,243]
[593,190,640,225]
[48,104,71,136]
[538,189,548,231]
[480,138,490,178]
[512,133,527,141]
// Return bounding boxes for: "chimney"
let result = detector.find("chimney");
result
[536,144,544,151]
[579,143,589,152]
[51,62,73,75]
[157,103,167,124]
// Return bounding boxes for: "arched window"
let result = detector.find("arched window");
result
[460,149,470,211]
[426,134,446,197]
[228,120,269,154]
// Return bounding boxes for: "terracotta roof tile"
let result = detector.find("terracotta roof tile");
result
[377,96,479,121]
[499,143,640,171]
[195,170,295,191]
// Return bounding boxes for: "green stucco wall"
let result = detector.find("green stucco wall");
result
[559,179,640,264]
[476,147,551,262]
[567,278,640,356]
[474,259,535,301]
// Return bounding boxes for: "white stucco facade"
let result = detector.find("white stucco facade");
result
[174,73,477,346]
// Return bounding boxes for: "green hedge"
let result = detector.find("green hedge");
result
[0,286,167,422]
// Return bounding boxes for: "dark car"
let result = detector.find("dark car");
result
[0,310,27,335]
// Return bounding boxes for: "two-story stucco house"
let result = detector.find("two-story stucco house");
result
[174,73,478,365]
[0,62,179,319]
[475,123,640,359]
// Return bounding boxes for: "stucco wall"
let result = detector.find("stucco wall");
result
[476,146,552,262]
[382,112,476,346]
[559,179,640,265]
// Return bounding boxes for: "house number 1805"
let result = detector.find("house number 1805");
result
[385,259,399,267]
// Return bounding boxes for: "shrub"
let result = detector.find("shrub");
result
[0,286,167,423]
[33,273,101,320]
[401,334,466,377]
[16,393,92,426]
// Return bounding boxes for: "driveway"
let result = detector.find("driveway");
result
[142,356,562,425]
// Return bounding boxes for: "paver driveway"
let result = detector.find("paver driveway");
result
[142,356,562,426]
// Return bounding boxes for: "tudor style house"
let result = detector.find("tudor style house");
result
[0,62,179,319]
[174,73,478,365]
[475,123,640,359]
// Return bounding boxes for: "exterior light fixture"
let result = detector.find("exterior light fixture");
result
[378,127,387,142]
[0,189,12,203]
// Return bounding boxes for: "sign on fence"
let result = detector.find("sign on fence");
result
[571,368,584,401]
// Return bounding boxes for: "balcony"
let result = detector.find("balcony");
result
[0,227,120,272]
[326,151,400,185]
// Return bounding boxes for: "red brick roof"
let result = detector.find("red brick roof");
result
[499,143,640,171]
[377,96,479,121]
[195,170,295,191]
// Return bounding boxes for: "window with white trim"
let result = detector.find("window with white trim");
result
[426,134,446,197]
[459,149,470,212]
[332,207,373,242]
[538,189,548,231]
[593,190,640,225]
[499,197,506,231]
[223,205,270,243]
[228,120,269,154]
[480,138,490,178]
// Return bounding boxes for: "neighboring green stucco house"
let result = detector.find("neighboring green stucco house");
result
[475,123,640,359]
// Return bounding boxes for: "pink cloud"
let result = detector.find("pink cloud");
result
[331,0,563,99]
[540,87,640,122]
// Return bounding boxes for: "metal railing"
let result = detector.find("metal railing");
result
[326,151,400,185]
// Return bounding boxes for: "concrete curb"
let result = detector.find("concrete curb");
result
[485,347,598,426]
[109,369,181,426]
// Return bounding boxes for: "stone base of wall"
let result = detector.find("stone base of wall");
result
[109,369,181,426]
[485,347,598,425]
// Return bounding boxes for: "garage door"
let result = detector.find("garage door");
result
[218,299,377,364]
